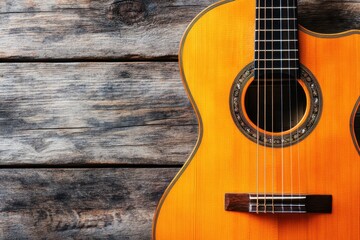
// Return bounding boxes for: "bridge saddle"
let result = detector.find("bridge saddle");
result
[225,193,332,214]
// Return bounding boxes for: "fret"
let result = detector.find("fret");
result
[253,71,300,79]
[256,7,297,9]
[256,59,298,63]
[257,58,299,60]
[255,60,299,69]
[256,18,296,20]
[255,40,298,42]
[255,59,298,68]
[255,29,297,31]
[256,42,298,50]
[256,68,298,70]
[258,39,298,45]
[256,51,298,60]
[256,50,298,54]
[257,30,298,41]
[255,49,298,52]
[256,20,298,29]
[256,9,297,16]
[258,9,297,18]
[255,59,299,61]
[256,20,297,27]
[257,31,298,41]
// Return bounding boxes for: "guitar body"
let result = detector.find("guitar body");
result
[153,0,360,239]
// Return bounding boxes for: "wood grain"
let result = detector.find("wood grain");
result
[0,62,197,165]
[0,0,358,60]
[0,0,215,60]
[0,168,178,239]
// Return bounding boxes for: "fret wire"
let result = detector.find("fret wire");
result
[255,50,298,51]
[257,58,299,60]
[256,7,296,9]
[256,18,297,20]
[255,39,298,41]
[255,29,297,31]
[256,67,298,70]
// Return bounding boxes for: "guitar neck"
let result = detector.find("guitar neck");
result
[254,0,299,80]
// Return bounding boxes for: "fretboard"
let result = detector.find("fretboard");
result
[254,0,299,80]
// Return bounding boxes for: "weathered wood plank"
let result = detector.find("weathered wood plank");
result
[0,0,358,60]
[0,168,179,239]
[0,0,215,60]
[0,62,197,165]
[0,62,195,129]
[0,125,197,165]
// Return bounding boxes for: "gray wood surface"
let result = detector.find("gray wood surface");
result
[0,0,214,60]
[0,62,196,165]
[0,168,178,239]
[0,0,358,60]
[0,0,359,239]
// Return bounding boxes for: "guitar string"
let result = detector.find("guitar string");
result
[256,0,261,214]
[287,0,294,213]
[263,0,267,213]
[280,0,285,213]
[287,0,301,211]
[271,0,275,214]
[293,0,302,210]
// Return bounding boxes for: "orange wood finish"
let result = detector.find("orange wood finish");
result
[153,0,360,239]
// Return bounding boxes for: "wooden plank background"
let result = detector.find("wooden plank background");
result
[0,0,359,239]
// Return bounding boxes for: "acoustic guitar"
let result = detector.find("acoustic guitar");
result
[153,0,359,239]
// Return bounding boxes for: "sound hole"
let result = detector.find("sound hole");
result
[244,79,307,133]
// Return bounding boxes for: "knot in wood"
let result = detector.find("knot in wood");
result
[109,0,147,25]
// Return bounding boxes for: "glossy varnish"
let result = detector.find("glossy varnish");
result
[153,0,360,239]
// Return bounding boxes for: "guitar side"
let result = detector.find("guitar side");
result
[153,0,360,239]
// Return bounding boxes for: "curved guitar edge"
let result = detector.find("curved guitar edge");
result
[299,25,360,38]
[151,1,235,239]
[350,97,360,155]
